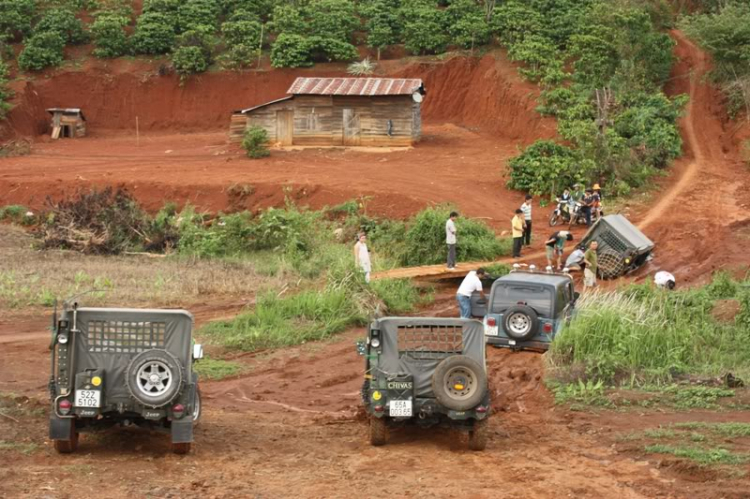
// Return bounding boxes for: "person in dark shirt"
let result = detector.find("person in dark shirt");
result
[545,231,574,270]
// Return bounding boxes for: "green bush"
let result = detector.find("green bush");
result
[34,8,88,45]
[306,0,358,42]
[91,14,130,58]
[0,0,36,41]
[271,33,312,67]
[142,0,180,14]
[507,140,590,195]
[241,125,270,159]
[401,1,449,55]
[446,0,490,49]
[18,32,66,71]
[177,0,222,33]
[219,19,262,68]
[0,59,11,118]
[132,12,176,55]
[360,0,401,59]
[400,206,508,267]
[172,46,209,75]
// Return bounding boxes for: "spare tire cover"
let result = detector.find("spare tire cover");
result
[431,355,488,411]
[126,349,184,408]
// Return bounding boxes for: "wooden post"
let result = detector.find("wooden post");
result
[136,116,140,147]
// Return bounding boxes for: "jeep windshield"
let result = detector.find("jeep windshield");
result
[490,285,552,317]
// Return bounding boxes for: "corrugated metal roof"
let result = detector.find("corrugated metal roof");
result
[47,108,85,120]
[287,77,424,96]
[235,96,294,114]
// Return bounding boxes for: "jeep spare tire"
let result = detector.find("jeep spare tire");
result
[432,355,487,411]
[126,349,184,408]
[502,305,539,341]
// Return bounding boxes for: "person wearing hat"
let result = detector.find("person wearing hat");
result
[571,184,583,204]
[592,184,603,221]
[581,189,595,226]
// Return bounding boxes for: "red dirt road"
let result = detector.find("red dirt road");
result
[1,33,750,499]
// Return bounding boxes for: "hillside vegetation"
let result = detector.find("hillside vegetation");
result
[0,0,693,193]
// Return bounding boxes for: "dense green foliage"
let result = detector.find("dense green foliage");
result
[18,31,66,71]
[549,272,750,385]
[35,7,88,44]
[241,125,270,159]
[501,0,686,196]
[131,12,175,55]
[681,2,750,117]
[0,59,12,118]
[0,0,36,42]
[91,14,130,58]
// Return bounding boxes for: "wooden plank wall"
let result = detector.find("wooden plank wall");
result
[229,94,422,147]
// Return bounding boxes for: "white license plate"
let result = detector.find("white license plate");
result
[389,399,412,417]
[485,325,499,336]
[75,390,101,408]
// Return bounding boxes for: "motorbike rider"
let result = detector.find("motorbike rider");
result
[592,184,603,220]
[559,188,572,215]
[571,184,584,204]
[581,189,595,226]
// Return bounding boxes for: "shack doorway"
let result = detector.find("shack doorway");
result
[276,110,293,146]
[343,109,361,146]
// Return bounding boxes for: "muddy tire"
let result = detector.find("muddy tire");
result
[53,420,78,454]
[171,442,191,455]
[502,305,539,341]
[192,386,202,424]
[126,349,184,408]
[432,355,487,411]
[369,416,387,446]
[468,418,488,451]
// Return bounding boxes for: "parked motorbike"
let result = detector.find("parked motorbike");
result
[549,199,586,226]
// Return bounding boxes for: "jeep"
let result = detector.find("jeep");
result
[48,303,202,454]
[357,317,490,450]
[580,214,655,279]
[472,270,578,351]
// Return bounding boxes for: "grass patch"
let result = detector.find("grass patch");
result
[0,441,39,455]
[548,273,750,387]
[644,444,749,465]
[673,422,750,438]
[193,357,243,380]
[369,279,433,314]
[644,428,677,439]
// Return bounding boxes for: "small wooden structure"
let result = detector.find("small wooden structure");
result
[230,77,426,147]
[47,108,86,139]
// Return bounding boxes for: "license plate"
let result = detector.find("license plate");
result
[508,340,516,346]
[485,325,498,336]
[389,399,412,417]
[75,390,101,408]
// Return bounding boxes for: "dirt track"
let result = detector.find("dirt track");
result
[1,33,750,498]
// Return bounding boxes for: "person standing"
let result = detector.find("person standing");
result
[544,230,573,270]
[520,194,533,246]
[581,189,594,227]
[583,241,598,288]
[446,211,458,270]
[354,233,372,283]
[512,209,525,258]
[456,268,486,318]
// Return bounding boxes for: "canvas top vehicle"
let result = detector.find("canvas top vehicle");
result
[48,302,202,454]
[358,317,490,451]
[471,270,578,351]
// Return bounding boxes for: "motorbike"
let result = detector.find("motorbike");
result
[549,198,586,226]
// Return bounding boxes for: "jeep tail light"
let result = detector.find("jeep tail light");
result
[373,405,384,413]
[543,323,553,334]
[475,406,487,413]
[172,404,185,419]
[59,399,72,416]
[486,317,496,327]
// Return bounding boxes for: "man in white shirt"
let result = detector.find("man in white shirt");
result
[446,211,458,269]
[520,194,533,246]
[654,271,676,290]
[456,268,486,318]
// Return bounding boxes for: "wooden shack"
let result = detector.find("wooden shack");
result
[47,108,86,139]
[230,77,426,147]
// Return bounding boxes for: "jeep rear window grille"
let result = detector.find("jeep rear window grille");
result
[86,320,166,353]
[397,325,463,360]
[599,230,628,253]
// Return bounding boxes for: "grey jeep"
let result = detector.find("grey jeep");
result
[48,303,202,454]
[358,317,490,450]
[471,270,579,351]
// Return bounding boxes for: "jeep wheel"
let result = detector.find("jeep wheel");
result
[502,305,539,341]
[171,442,191,455]
[53,419,78,454]
[193,386,202,424]
[126,349,184,408]
[369,416,388,446]
[432,355,487,411]
[468,418,488,451]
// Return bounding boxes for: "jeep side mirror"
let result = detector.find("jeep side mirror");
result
[573,292,581,302]
[193,344,204,360]
[356,339,367,356]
